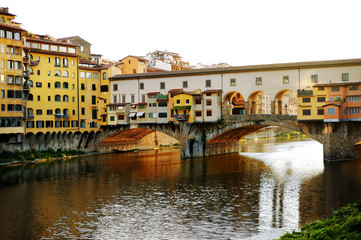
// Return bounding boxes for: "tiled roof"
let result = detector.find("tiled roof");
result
[0,22,25,31]
[314,81,361,87]
[110,58,361,81]
[203,89,222,94]
[147,92,160,95]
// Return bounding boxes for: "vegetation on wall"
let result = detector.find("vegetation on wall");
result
[279,201,361,239]
[0,148,85,164]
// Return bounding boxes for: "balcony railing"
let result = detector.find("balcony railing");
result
[173,114,190,121]
[297,89,313,96]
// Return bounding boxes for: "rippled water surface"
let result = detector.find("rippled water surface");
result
[1,138,361,239]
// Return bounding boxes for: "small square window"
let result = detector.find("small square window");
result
[311,75,318,83]
[342,73,349,82]
[283,76,289,84]
[205,80,211,88]
[230,78,236,86]
[183,81,188,88]
[140,83,144,90]
[256,77,262,85]
[160,82,165,89]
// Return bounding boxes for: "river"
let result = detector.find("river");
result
[1,138,361,239]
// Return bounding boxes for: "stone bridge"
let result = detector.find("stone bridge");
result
[101,114,361,162]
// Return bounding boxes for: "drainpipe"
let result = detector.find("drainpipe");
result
[221,73,223,119]
[77,57,80,131]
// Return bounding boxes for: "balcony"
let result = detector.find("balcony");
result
[173,114,190,121]
[297,89,313,96]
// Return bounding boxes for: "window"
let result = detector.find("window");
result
[63,82,68,89]
[7,31,13,39]
[68,48,76,54]
[311,75,318,83]
[317,97,326,102]
[81,83,85,90]
[349,85,359,91]
[342,73,349,82]
[86,72,92,78]
[122,95,126,103]
[54,70,61,77]
[48,96,51,101]
[140,83,144,90]
[303,109,311,115]
[47,110,53,115]
[206,110,212,116]
[206,99,212,106]
[7,75,14,84]
[59,46,67,52]
[349,108,360,114]
[55,82,61,88]
[81,95,85,102]
[186,99,190,104]
[158,112,167,118]
[332,87,339,92]
[142,94,146,102]
[176,99,180,104]
[63,58,68,67]
[113,95,117,103]
[102,72,107,80]
[318,86,324,91]
[55,95,61,102]
[158,102,168,107]
[256,77,262,85]
[92,109,97,119]
[36,82,42,88]
[51,45,57,51]
[110,116,115,121]
[81,108,85,115]
[80,46,84,52]
[63,95,69,102]
[101,85,108,92]
[36,121,44,128]
[131,94,135,103]
[36,109,42,115]
[230,78,236,86]
[205,79,211,88]
[196,111,202,117]
[113,84,118,91]
[80,72,85,78]
[183,81,188,88]
[62,70,68,77]
[302,97,311,103]
[327,108,336,114]
[93,73,98,79]
[55,57,60,67]
[92,84,96,91]
[160,82,165,89]
[349,96,360,102]
[317,109,324,115]
[14,32,20,40]
[283,76,289,84]
[92,96,96,105]
[41,44,49,51]
[196,99,202,105]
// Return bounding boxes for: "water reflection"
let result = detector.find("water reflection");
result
[1,139,361,239]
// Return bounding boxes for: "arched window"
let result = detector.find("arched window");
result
[55,108,61,114]
[55,82,61,88]
[63,82,68,89]
[63,108,69,116]
[63,58,68,67]
[62,70,68,77]
[55,57,60,67]
[102,72,107,80]
[54,70,61,77]
[63,95,68,102]
[28,93,33,101]
[55,95,61,102]
[28,80,33,87]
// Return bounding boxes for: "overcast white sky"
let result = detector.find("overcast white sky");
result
[2,0,361,66]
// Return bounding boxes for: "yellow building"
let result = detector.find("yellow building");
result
[172,91,200,123]
[297,86,328,121]
[120,55,147,74]
[0,7,27,142]
[24,34,79,134]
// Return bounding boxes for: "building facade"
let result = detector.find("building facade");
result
[0,7,28,142]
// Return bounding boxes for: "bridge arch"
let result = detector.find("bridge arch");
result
[248,91,271,114]
[223,91,245,115]
[274,89,297,115]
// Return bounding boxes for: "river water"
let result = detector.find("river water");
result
[1,138,361,239]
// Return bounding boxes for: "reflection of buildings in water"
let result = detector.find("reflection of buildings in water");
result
[258,173,301,232]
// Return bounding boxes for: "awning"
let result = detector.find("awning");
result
[136,112,145,117]
[129,112,136,117]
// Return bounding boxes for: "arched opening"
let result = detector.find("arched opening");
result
[248,91,271,114]
[101,128,179,152]
[223,91,245,115]
[274,89,297,115]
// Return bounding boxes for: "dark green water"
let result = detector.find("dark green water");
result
[0,138,361,239]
